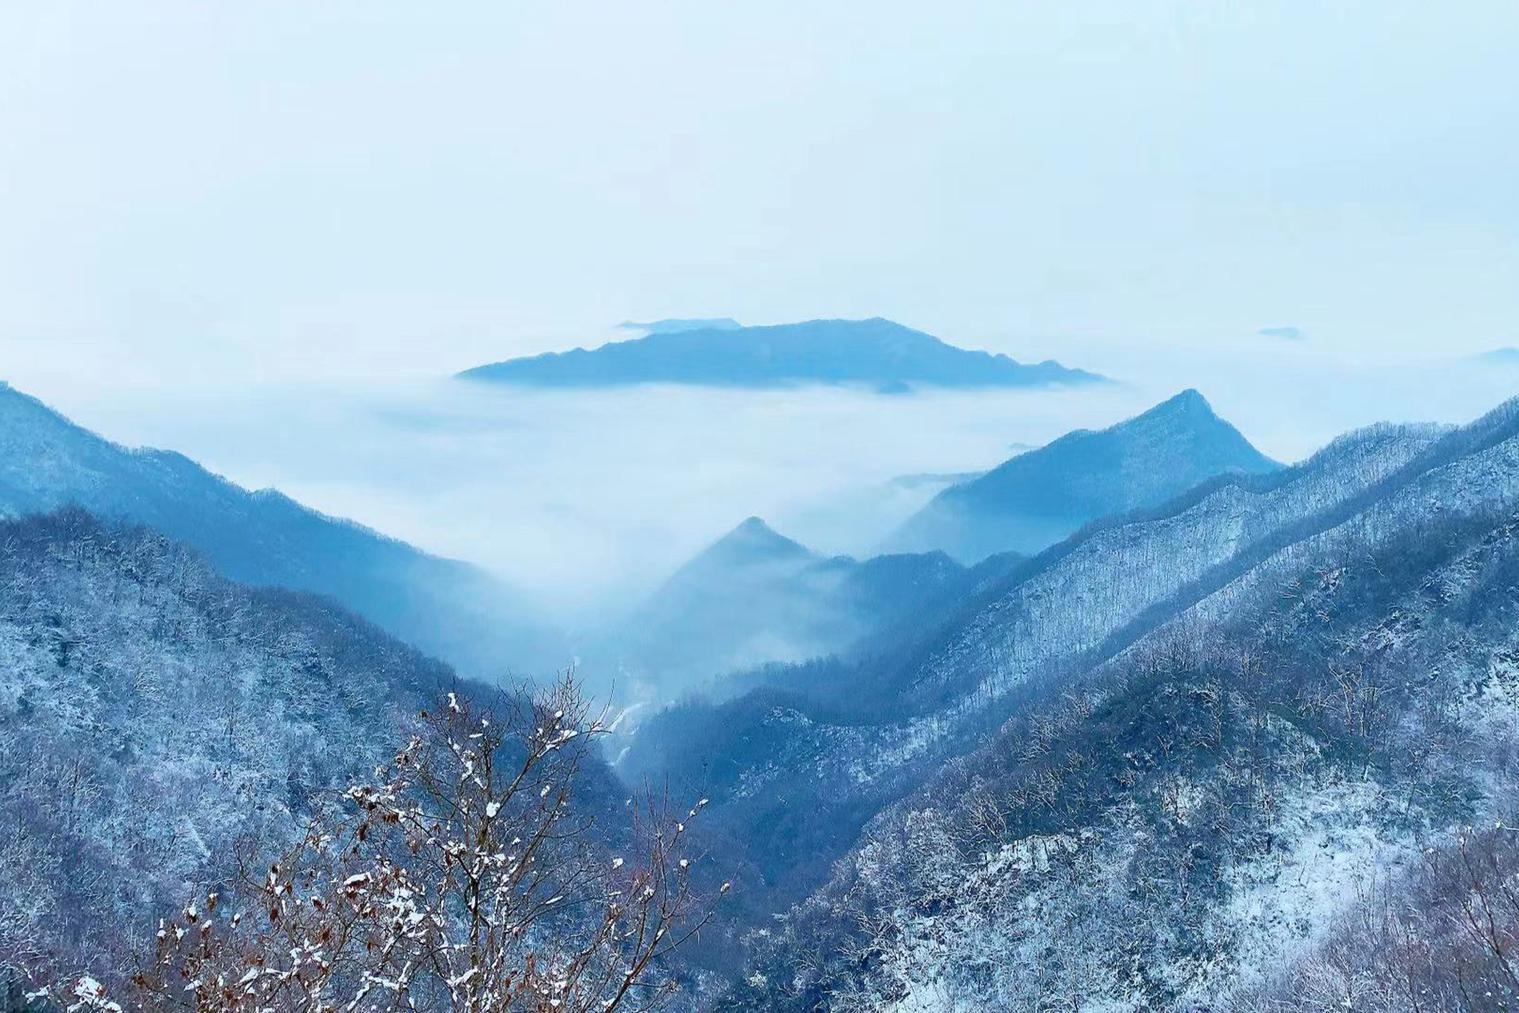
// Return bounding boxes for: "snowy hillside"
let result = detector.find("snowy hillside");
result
[698,399,1519,1008]
[0,510,461,980]
[741,426,1519,1008]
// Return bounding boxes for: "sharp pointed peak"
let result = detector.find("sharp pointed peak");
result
[709,515,814,558]
[1130,388,1219,423]
[658,516,816,588]
[1164,387,1212,410]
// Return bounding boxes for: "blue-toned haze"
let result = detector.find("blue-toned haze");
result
[2,0,1517,615]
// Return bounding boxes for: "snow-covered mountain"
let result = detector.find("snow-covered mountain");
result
[8,377,1519,1011]
[889,389,1281,561]
[0,510,455,978]
[0,382,563,678]
[735,397,1519,1008]
[629,405,1502,998]
[0,510,623,992]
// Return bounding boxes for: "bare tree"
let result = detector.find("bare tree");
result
[63,675,720,1013]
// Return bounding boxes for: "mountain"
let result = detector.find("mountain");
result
[0,382,562,677]
[0,510,627,992]
[458,317,1105,391]
[620,395,1519,1007]
[675,515,816,574]
[889,389,1280,561]
[0,509,455,978]
[624,411,1459,987]
[725,398,1519,1009]
[601,518,980,693]
[1478,346,1519,364]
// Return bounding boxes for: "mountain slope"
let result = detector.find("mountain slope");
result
[890,389,1281,561]
[459,318,1104,391]
[624,415,1447,955]
[0,509,456,977]
[0,510,627,991]
[738,400,1519,1009]
[0,382,561,677]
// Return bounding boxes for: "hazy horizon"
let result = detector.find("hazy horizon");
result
[12,341,1516,618]
[4,1,1518,614]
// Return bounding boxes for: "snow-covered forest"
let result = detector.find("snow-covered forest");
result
[3,385,1519,1011]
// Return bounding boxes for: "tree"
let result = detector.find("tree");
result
[64,675,719,1012]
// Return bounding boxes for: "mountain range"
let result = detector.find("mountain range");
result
[626,395,1519,1006]
[459,317,1104,391]
[0,383,563,679]
[620,317,741,334]
[602,391,1319,701]
[889,388,1280,561]
[5,369,1518,1010]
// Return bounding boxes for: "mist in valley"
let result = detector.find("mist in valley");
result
[18,340,1515,629]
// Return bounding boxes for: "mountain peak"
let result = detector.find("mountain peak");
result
[1146,388,1215,418]
[652,517,816,606]
[889,391,1278,561]
[711,516,813,560]
[1119,390,1240,441]
[619,317,742,335]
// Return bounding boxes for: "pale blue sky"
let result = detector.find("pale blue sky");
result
[2,1,1517,391]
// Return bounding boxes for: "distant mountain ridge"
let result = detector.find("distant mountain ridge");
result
[889,389,1280,561]
[0,382,562,677]
[1479,346,1519,364]
[459,317,1105,391]
[600,517,994,693]
[619,317,741,334]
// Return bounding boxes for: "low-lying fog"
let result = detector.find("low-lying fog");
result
[28,340,1519,621]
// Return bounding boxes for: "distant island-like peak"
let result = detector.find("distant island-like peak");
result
[458,317,1106,391]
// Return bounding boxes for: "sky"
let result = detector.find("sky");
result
[2,2,1518,610]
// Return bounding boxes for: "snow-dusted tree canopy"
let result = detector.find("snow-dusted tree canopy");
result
[59,680,714,1013]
